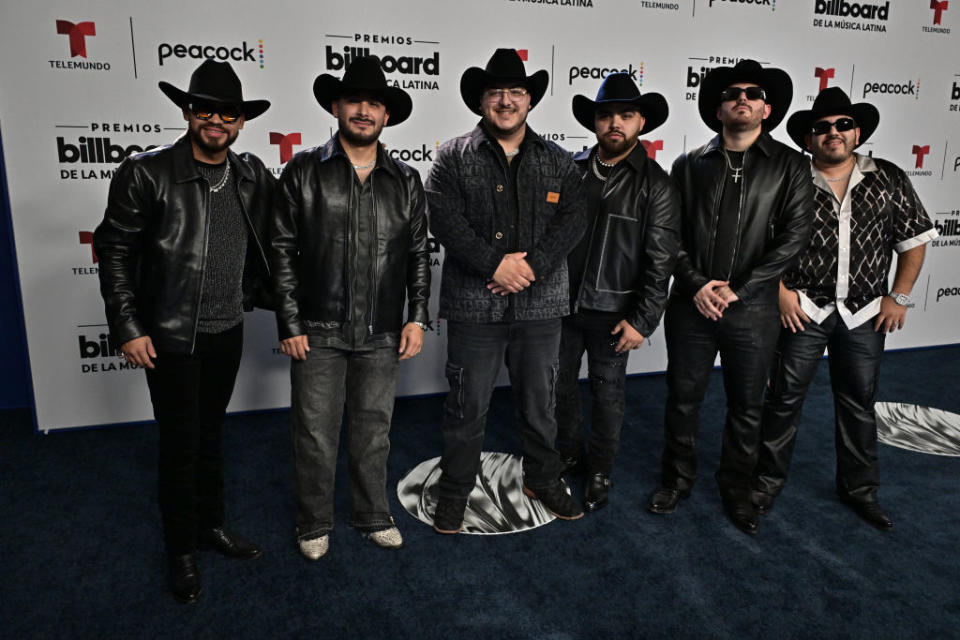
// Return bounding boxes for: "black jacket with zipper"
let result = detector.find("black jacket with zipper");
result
[571,144,681,337]
[93,135,274,354]
[670,132,814,305]
[269,136,431,345]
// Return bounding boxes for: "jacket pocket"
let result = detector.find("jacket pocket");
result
[594,214,640,294]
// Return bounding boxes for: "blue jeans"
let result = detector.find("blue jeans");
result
[555,312,629,474]
[438,319,564,499]
[291,340,399,540]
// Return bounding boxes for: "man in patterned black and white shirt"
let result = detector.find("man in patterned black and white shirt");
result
[751,88,938,530]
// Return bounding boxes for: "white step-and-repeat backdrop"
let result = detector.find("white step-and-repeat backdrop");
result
[1,0,958,432]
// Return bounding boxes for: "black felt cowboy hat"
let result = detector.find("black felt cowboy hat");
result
[460,48,549,115]
[697,59,792,132]
[572,72,668,135]
[786,87,879,151]
[313,55,412,126]
[159,59,270,120]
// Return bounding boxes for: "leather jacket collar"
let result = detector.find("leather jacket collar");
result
[169,133,256,184]
[572,140,649,174]
[701,131,775,159]
[317,134,403,181]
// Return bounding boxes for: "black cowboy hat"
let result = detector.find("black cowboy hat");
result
[159,59,270,120]
[786,87,879,151]
[460,48,549,115]
[572,72,668,135]
[697,59,792,132]
[313,56,412,126]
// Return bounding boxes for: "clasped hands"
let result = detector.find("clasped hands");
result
[487,252,535,295]
[694,280,739,321]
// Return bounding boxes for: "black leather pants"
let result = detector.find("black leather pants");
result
[755,311,885,500]
[660,294,780,498]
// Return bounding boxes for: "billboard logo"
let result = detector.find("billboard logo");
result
[56,20,95,57]
[269,132,302,164]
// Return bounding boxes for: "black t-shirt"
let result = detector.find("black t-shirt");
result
[710,150,743,281]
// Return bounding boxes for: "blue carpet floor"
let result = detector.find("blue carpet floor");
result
[1,346,958,639]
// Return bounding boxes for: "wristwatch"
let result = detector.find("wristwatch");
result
[413,321,429,331]
[890,292,911,306]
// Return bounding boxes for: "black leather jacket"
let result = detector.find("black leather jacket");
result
[670,133,813,305]
[93,135,274,354]
[572,144,681,337]
[270,136,431,345]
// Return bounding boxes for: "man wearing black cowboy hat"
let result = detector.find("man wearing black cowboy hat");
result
[425,48,587,533]
[556,73,680,512]
[269,55,430,559]
[647,59,813,535]
[93,59,274,603]
[752,87,937,530]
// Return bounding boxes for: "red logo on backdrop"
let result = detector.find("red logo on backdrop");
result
[641,140,664,160]
[516,49,529,62]
[269,132,302,164]
[78,231,98,263]
[931,0,949,25]
[56,20,95,58]
[912,145,931,168]
[814,67,835,91]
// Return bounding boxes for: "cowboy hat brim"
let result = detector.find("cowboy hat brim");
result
[459,68,549,116]
[311,74,413,127]
[697,65,793,133]
[158,81,271,120]
[571,92,669,135]
[785,103,879,151]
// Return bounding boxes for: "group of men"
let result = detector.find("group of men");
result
[92,51,936,604]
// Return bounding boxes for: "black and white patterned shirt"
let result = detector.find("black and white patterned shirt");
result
[784,154,937,329]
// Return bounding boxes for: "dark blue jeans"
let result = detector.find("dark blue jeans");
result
[661,294,780,498]
[438,319,564,499]
[291,341,399,540]
[756,311,886,501]
[145,323,243,554]
[555,312,629,475]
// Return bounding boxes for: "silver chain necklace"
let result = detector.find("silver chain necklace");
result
[209,161,231,193]
[825,172,852,183]
[352,159,376,171]
[722,148,743,184]
[591,154,612,182]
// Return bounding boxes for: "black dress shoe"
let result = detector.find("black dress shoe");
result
[523,480,584,520]
[584,473,613,512]
[647,486,691,515]
[750,490,775,516]
[168,553,202,604]
[723,499,759,535]
[198,527,262,559]
[841,498,893,531]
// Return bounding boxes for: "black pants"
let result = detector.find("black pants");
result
[145,324,243,554]
[661,295,780,498]
[756,311,885,501]
[555,312,629,475]
[438,319,564,500]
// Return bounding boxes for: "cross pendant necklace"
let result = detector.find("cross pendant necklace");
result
[722,148,743,183]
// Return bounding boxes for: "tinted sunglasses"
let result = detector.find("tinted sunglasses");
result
[810,117,857,136]
[720,86,766,102]
[189,102,242,124]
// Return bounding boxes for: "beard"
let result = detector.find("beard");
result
[338,114,384,146]
[722,104,764,132]
[597,131,638,158]
[188,122,239,156]
[813,135,855,166]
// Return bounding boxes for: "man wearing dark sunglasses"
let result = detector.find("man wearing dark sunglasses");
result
[93,59,274,603]
[648,60,813,536]
[752,87,937,530]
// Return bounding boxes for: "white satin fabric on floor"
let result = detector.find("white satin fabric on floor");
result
[397,452,557,535]
[876,403,960,457]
